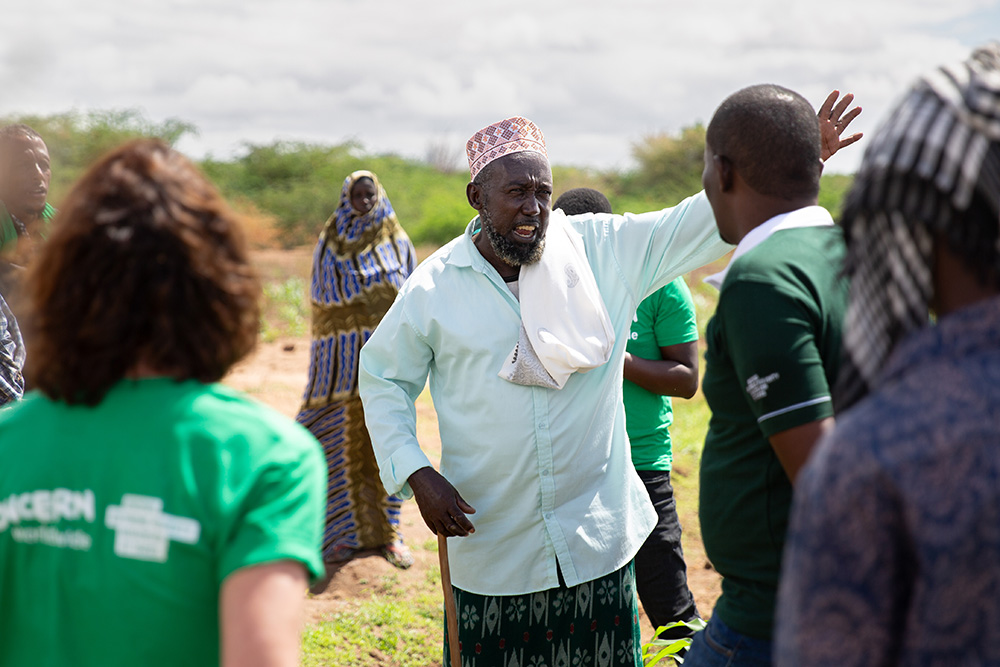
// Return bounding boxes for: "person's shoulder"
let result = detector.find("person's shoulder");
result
[758,224,844,264]
[660,276,693,302]
[398,234,465,293]
[729,225,843,287]
[0,390,48,431]
[183,383,319,457]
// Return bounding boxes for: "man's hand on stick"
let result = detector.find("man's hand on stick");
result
[818,90,863,162]
[409,466,476,537]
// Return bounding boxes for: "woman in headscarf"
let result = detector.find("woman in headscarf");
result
[296,170,417,569]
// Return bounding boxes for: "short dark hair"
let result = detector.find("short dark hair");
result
[706,84,821,200]
[0,123,43,145]
[554,188,613,215]
[25,138,261,405]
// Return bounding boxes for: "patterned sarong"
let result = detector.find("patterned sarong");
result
[445,562,643,667]
[297,398,402,553]
[296,171,416,558]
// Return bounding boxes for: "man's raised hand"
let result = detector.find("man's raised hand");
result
[818,90,863,162]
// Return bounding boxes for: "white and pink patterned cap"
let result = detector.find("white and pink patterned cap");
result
[466,116,548,180]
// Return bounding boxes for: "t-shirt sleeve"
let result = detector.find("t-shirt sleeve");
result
[718,277,834,436]
[217,429,326,584]
[652,278,699,347]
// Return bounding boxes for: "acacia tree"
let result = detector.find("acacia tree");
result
[621,124,707,206]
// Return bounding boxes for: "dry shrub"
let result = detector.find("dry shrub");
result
[231,197,281,249]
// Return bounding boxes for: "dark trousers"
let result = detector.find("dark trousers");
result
[634,469,700,637]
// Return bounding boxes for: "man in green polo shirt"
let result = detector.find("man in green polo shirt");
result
[684,85,861,667]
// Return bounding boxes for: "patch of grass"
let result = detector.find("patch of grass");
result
[261,276,309,342]
[302,595,442,667]
[376,573,400,596]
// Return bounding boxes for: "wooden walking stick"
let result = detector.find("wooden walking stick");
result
[438,533,461,667]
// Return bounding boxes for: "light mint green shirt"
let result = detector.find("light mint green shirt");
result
[359,191,731,595]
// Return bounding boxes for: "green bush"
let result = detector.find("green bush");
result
[2,110,856,249]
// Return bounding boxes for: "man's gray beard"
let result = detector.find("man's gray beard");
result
[481,209,545,267]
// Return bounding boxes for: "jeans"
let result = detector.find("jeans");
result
[685,614,773,667]
[633,469,699,637]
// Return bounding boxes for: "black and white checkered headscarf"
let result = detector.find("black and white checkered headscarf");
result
[835,43,1000,412]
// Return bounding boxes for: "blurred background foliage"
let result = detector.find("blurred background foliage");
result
[3,108,854,249]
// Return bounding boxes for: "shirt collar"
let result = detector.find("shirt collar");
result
[441,216,483,269]
[704,205,834,290]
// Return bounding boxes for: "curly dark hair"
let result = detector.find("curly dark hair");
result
[24,138,261,405]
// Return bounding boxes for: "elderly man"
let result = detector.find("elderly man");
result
[360,109,855,666]
[686,86,861,666]
[361,117,728,666]
[777,43,1000,666]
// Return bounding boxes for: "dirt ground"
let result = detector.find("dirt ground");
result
[223,248,722,658]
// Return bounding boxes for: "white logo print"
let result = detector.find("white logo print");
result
[745,372,780,401]
[105,494,201,563]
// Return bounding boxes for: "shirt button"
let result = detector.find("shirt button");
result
[545,512,553,520]
[541,469,550,477]
[539,421,547,429]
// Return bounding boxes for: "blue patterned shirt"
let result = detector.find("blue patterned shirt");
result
[776,295,1000,666]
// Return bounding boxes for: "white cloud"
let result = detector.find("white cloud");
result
[2,0,998,176]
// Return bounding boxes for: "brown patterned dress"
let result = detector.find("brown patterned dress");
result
[295,170,416,561]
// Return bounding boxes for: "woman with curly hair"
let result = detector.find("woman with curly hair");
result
[0,139,326,667]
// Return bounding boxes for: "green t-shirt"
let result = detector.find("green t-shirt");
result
[699,225,847,640]
[0,201,55,255]
[623,277,698,471]
[0,378,326,667]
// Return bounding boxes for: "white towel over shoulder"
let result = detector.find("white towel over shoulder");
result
[498,210,615,389]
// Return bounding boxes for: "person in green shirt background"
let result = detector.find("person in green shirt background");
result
[554,188,701,641]
[0,124,55,309]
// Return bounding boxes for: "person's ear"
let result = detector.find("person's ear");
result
[466,182,484,211]
[715,154,735,193]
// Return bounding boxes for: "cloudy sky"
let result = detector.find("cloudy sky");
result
[3,0,998,174]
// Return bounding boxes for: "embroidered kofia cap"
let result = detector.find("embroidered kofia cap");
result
[466,116,548,180]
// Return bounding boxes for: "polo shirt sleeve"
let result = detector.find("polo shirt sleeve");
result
[217,429,327,584]
[717,276,834,436]
[653,278,699,348]
[358,293,435,499]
